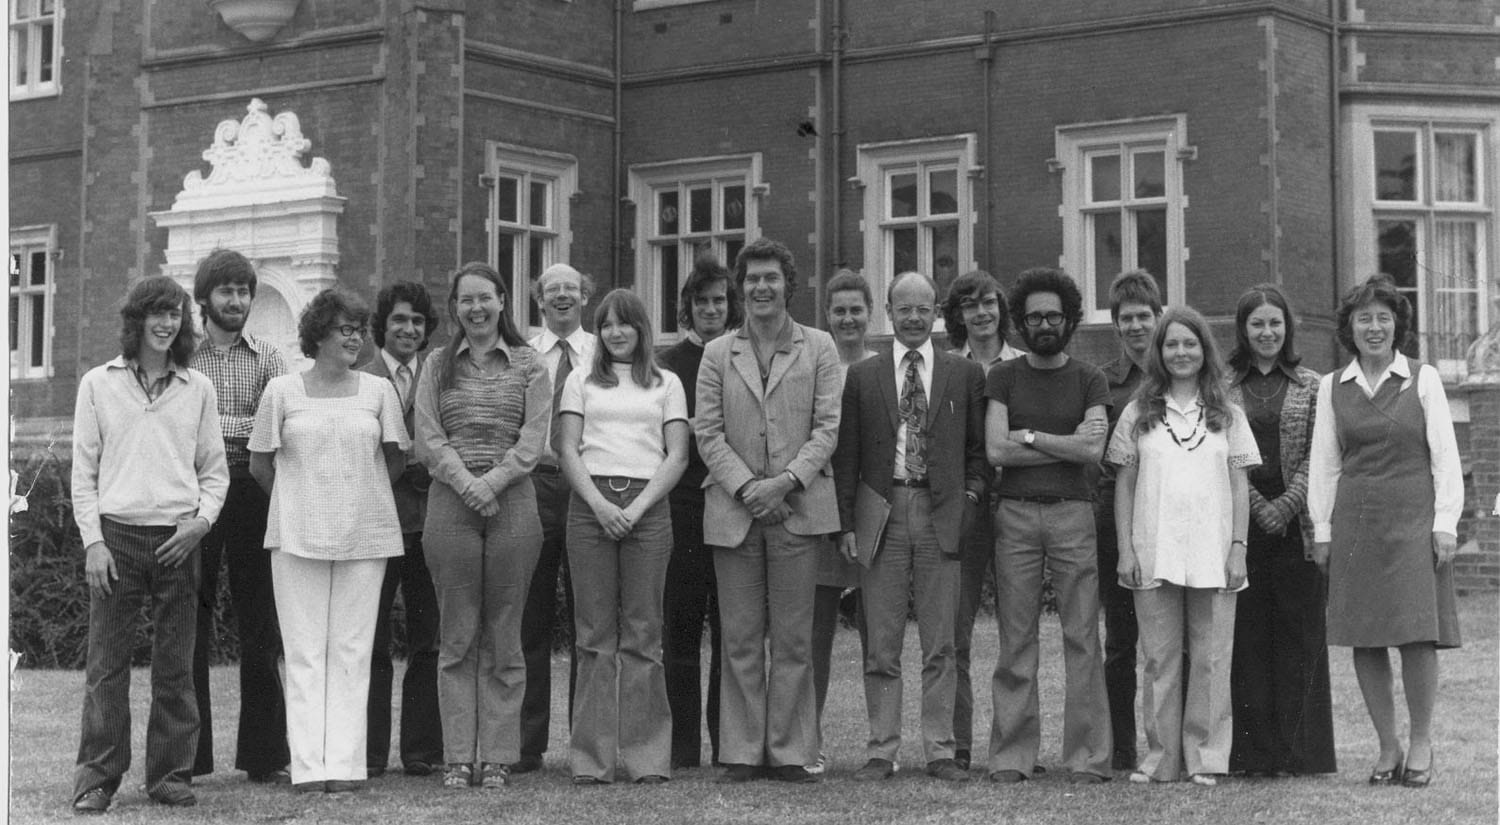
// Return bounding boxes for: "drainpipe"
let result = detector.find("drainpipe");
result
[830,0,845,268]
[1328,0,1341,306]
[979,9,997,273]
[613,0,624,285]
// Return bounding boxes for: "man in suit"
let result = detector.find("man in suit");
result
[694,238,842,784]
[362,281,443,777]
[834,271,989,783]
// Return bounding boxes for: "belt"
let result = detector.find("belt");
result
[532,462,561,475]
[593,475,648,492]
[1000,495,1075,505]
[891,477,930,488]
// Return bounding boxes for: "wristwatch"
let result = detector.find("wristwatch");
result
[1023,429,1036,446]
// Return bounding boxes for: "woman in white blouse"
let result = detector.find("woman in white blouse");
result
[557,289,689,785]
[249,288,408,793]
[1105,306,1259,787]
[1307,275,1463,789]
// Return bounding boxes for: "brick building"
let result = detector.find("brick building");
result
[9,0,1498,578]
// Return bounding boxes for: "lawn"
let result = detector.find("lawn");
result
[9,594,1497,824]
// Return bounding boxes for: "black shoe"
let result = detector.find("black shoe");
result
[1069,772,1109,784]
[1369,754,1404,786]
[926,759,970,782]
[510,754,543,774]
[717,764,760,784]
[954,749,971,771]
[774,765,819,783]
[852,758,896,782]
[293,782,323,794]
[366,766,386,779]
[636,775,669,785]
[404,760,434,777]
[1401,750,1433,788]
[149,785,198,807]
[72,788,111,815]
[249,768,292,784]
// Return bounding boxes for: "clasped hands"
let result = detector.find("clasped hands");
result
[739,473,796,525]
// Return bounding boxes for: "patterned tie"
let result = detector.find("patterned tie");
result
[900,350,927,480]
[549,340,573,456]
[394,363,412,408]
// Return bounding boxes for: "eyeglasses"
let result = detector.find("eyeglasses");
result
[892,305,935,320]
[335,324,368,339]
[1022,311,1066,328]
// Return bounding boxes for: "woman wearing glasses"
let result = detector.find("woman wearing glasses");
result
[249,288,409,793]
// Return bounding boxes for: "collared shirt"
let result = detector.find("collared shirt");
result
[744,315,796,387]
[380,347,418,407]
[1307,357,1464,542]
[893,339,934,480]
[529,325,598,463]
[190,333,288,470]
[71,356,230,547]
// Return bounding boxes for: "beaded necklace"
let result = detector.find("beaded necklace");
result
[1162,398,1207,451]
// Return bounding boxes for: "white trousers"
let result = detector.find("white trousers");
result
[1134,583,1237,781]
[271,552,386,783]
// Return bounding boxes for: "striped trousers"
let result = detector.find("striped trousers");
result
[74,518,200,803]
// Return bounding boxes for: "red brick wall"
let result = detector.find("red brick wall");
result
[1456,385,1500,592]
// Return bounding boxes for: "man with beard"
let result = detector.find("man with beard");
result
[517,263,596,773]
[189,249,291,783]
[834,271,988,783]
[983,267,1112,784]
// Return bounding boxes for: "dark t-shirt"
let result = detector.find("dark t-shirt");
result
[985,356,1109,500]
[659,338,708,491]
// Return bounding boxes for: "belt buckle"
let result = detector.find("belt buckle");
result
[606,476,632,493]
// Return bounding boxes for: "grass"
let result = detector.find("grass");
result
[8,593,1497,824]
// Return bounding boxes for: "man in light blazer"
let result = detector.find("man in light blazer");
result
[694,238,843,784]
[362,281,443,777]
[834,271,990,783]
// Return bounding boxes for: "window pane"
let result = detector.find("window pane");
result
[723,237,744,272]
[1374,131,1417,201]
[1431,220,1480,365]
[1434,132,1477,203]
[529,181,548,228]
[929,169,958,216]
[10,252,20,288]
[39,22,52,83]
[723,185,746,230]
[495,232,517,296]
[1089,154,1121,203]
[660,245,680,334]
[41,0,55,14]
[688,186,712,234]
[528,236,546,328]
[657,190,679,236]
[930,222,959,298]
[14,29,28,86]
[1377,219,1418,290]
[9,296,18,352]
[1134,208,1168,295]
[497,176,519,224]
[29,249,46,286]
[1091,212,1123,310]
[891,227,918,276]
[1133,151,1165,198]
[889,173,917,219]
[29,295,45,367]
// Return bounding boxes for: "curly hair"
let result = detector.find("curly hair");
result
[1335,274,1414,356]
[373,280,437,350]
[192,248,257,303]
[941,269,1011,350]
[590,289,662,390]
[733,237,798,302]
[676,253,744,333]
[1227,282,1302,372]
[1007,267,1084,335]
[1133,305,1234,437]
[120,276,197,368]
[298,287,372,359]
[1107,269,1162,322]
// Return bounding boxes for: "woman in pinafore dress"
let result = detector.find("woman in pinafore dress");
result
[1308,276,1464,789]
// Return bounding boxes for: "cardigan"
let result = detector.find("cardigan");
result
[1227,363,1320,548]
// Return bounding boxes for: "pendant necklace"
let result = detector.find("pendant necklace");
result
[1163,400,1207,451]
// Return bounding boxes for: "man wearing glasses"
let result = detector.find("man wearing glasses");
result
[983,267,1112,785]
[833,271,989,783]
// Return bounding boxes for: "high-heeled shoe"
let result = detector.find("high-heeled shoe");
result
[1368,754,1404,786]
[1401,751,1433,788]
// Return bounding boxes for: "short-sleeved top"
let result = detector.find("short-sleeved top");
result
[985,356,1110,500]
[1105,395,1260,590]
[249,372,410,561]
[559,363,688,479]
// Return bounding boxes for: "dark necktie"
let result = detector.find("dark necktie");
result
[549,340,573,456]
[900,350,927,480]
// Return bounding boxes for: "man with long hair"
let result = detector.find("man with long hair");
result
[72,276,230,813]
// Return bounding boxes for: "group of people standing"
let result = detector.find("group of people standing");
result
[68,236,1462,813]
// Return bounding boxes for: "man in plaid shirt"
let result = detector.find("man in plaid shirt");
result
[188,249,292,783]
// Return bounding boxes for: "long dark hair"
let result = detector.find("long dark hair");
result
[589,289,661,389]
[1227,283,1302,372]
[677,253,744,333]
[120,276,197,368]
[437,262,530,393]
[1133,305,1233,437]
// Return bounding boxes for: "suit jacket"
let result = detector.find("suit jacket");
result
[694,320,843,547]
[833,346,990,558]
[1227,363,1320,549]
[362,350,431,534]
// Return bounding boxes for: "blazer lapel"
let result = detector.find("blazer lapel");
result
[878,352,902,437]
[925,351,949,427]
[762,323,803,399]
[729,331,765,403]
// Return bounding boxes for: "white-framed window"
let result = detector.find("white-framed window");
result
[10,224,56,379]
[629,154,762,337]
[855,134,978,334]
[1346,103,1495,381]
[1054,115,1190,324]
[10,0,60,100]
[483,142,577,334]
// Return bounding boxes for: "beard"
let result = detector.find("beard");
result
[1022,322,1073,357]
[203,301,247,333]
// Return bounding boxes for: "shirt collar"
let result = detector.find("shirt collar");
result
[455,336,513,361]
[380,348,416,376]
[742,317,797,352]
[1164,392,1202,416]
[1339,355,1410,384]
[114,356,187,383]
[898,338,935,368]
[536,325,590,354]
[1104,356,1143,383]
[1232,360,1301,386]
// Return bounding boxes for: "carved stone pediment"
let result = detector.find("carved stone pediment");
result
[172,97,340,209]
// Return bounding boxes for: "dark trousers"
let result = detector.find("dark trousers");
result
[192,476,288,776]
[519,468,577,759]
[75,519,199,802]
[663,486,722,767]
[367,532,444,770]
[1093,484,1139,765]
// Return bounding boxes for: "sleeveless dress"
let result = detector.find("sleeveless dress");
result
[1326,358,1461,648]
